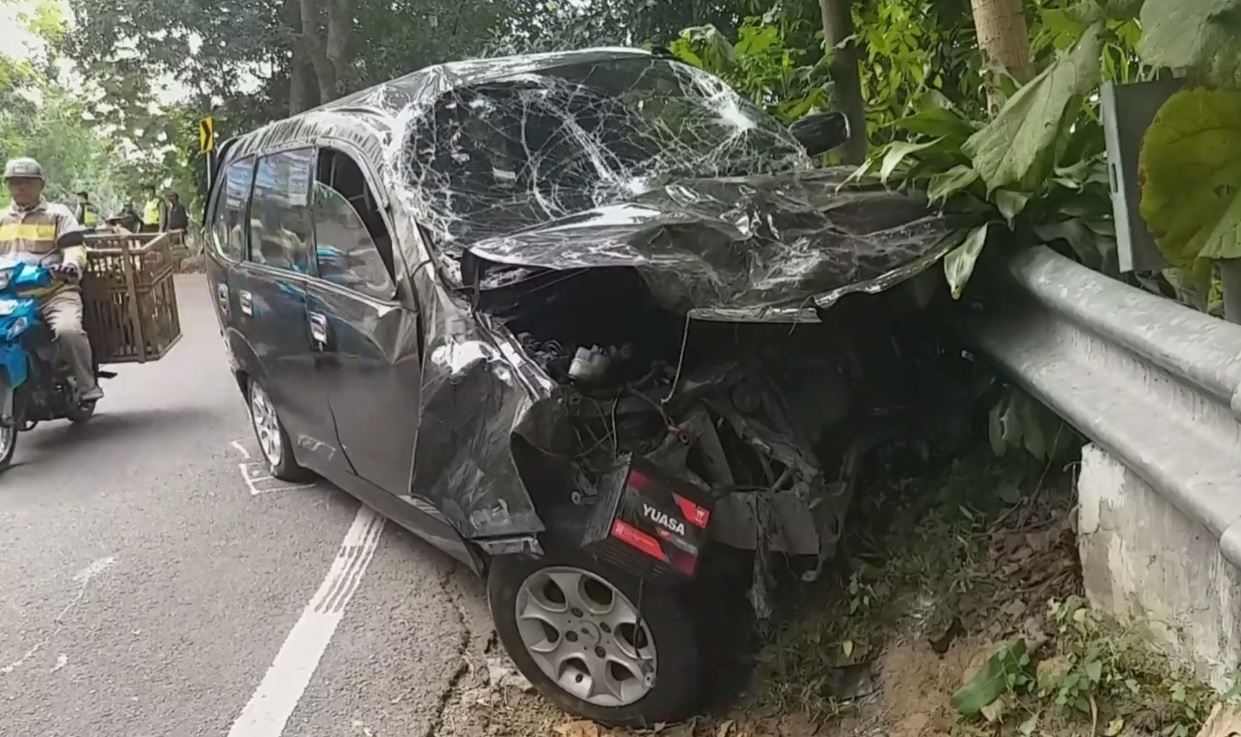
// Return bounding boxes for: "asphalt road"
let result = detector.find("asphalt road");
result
[0,275,496,737]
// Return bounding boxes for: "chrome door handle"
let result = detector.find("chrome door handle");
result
[239,290,253,316]
[308,312,328,347]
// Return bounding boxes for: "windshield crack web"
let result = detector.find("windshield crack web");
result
[401,57,810,254]
[391,53,950,315]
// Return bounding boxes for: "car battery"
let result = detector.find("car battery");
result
[581,454,716,580]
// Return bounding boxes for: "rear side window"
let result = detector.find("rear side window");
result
[210,157,254,261]
[249,149,315,274]
[312,181,396,300]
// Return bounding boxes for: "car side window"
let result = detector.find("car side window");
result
[249,149,315,274]
[312,179,396,301]
[210,157,254,262]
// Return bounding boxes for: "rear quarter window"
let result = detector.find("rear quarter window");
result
[209,157,255,262]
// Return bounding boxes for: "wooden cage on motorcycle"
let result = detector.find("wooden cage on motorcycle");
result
[80,232,183,364]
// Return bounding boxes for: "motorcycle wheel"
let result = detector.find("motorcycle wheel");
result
[0,422,16,473]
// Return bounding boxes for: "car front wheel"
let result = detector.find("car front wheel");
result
[487,551,703,727]
[247,378,313,482]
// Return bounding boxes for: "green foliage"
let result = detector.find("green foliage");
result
[988,387,1079,462]
[947,599,1220,735]
[953,639,1035,717]
[1138,0,1241,88]
[965,23,1103,193]
[854,5,1129,299]
[664,0,996,146]
[854,0,989,140]
[667,16,832,123]
[1140,87,1241,269]
[1036,599,1217,735]
[494,0,747,54]
[1132,0,1241,308]
[0,2,160,214]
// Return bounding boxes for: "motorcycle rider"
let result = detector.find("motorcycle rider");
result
[0,158,102,402]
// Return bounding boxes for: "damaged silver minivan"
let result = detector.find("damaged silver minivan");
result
[204,46,965,726]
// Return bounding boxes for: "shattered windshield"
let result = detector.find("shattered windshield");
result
[401,56,811,250]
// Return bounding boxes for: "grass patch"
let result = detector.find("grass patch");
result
[1002,599,1222,737]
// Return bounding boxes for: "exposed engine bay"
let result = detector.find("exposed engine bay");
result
[472,261,972,613]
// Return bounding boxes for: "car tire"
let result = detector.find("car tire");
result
[487,550,703,728]
[246,377,313,482]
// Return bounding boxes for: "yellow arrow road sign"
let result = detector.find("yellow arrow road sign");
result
[199,116,215,153]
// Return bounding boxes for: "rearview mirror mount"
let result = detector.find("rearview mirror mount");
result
[789,112,852,157]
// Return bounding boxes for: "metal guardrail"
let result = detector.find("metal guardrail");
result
[959,246,1241,568]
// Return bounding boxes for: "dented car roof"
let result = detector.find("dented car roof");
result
[221,46,953,322]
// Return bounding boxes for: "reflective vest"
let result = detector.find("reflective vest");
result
[142,199,161,225]
[78,203,99,227]
[0,201,87,297]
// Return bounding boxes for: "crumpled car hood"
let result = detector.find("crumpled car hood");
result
[462,167,955,321]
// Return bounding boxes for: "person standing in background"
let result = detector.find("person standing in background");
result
[116,202,142,233]
[73,191,99,230]
[162,192,189,233]
[141,189,162,233]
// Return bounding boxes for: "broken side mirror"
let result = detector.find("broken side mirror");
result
[789,112,851,157]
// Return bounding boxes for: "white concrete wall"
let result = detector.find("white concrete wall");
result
[1077,444,1241,689]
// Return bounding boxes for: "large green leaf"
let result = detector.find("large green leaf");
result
[927,165,980,204]
[878,137,945,183]
[952,640,1032,717]
[1139,87,1241,267]
[944,223,989,299]
[893,107,979,143]
[1138,0,1241,87]
[964,23,1104,193]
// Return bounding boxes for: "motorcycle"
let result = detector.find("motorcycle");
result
[0,256,113,471]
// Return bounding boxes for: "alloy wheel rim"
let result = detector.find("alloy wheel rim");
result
[0,423,12,460]
[514,566,657,707]
[250,384,282,467]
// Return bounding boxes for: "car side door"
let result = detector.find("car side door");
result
[231,148,329,455]
[205,155,254,373]
[302,148,421,496]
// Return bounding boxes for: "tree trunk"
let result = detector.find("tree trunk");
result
[818,0,867,165]
[970,0,1034,87]
[284,0,319,114]
[288,50,319,115]
[324,0,353,97]
[296,0,354,105]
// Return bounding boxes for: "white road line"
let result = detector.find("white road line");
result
[2,556,116,674]
[238,462,316,496]
[230,440,251,459]
[226,506,385,737]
